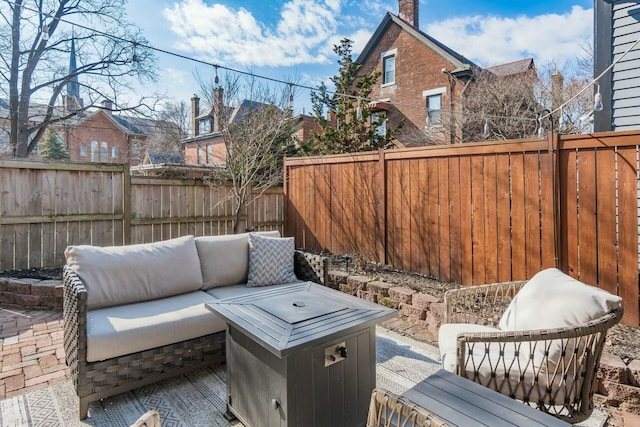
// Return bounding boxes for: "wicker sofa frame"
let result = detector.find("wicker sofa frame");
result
[63,250,329,419]
[443,282,623,424]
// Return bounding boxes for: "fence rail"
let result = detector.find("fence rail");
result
[284,131,640,326]
[0,160,283,271]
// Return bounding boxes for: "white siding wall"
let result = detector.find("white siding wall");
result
[612,1,640,130]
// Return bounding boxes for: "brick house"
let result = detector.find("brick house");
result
[357,0,536,145]
[64,100,151,164]
[182,88,319,165]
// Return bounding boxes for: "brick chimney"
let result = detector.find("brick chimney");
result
[101,99,113,115]
[213,88,224,132]
[191,95,200,137]
[551,70,564,130]
[398,0,419,28]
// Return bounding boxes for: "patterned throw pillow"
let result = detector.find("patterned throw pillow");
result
[247,234,298,287]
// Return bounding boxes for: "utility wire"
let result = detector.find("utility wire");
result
[27,4,640,121]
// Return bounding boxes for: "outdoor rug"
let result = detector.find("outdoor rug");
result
[0,327,607,426]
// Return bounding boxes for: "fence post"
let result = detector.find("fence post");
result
[122,163,132,245]
[551,133,561,269]
[377,148,387,265]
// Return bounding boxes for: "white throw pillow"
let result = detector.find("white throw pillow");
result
[247,234,297,287]
[195,230,280,289]
[65,235,203,310]
[499,268,622,331]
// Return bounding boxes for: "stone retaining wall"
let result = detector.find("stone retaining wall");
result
[2,271,638,414]
[328,270,640,415]
[0,277,63,310]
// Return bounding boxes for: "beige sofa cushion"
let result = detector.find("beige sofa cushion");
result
[499,268,622,331]
[65,235,203,310]
[195,230,280,289]
[86,291,224,362]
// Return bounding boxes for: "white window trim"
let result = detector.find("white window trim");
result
[422,87,446,97]
[381,48,397,87]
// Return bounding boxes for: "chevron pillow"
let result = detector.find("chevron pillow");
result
[247,234,297,287]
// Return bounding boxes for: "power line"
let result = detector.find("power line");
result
[25,4,640,124]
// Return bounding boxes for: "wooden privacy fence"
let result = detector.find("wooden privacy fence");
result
[0,159,283,271]
[284,131,640,326]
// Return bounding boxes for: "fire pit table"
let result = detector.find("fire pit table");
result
[206,282,397,427]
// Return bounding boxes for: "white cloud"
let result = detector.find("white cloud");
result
[425,5,593,68]
[163,0,344,67]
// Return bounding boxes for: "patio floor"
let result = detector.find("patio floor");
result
[0,306,638,426]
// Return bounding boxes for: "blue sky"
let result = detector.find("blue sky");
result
[123,0,594,114]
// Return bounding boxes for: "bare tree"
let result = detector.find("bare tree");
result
[145,101,190,156]
[0,0,158,157]
[196,75,298,234]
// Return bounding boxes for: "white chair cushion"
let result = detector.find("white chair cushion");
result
[499,268,622,331]
[205,280,303,300]
[438,323,501,371]
[65,235,203,310]
[86,291,224,362]
[195,230,280,289]
[438,323,576,404]
[247,234,297,287]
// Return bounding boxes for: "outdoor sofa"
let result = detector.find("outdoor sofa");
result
[63,231,328,419]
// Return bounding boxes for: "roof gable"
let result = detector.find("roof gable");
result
[356,12,477,74]
[485,58,535,77]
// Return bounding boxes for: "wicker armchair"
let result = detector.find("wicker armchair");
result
[367,388,449,427]
[440,271,623,424]
[63,249,328,419]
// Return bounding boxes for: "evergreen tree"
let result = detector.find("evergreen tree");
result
[310,39,402,154]
[39,128,70,160]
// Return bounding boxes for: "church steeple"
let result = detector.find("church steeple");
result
[65,35,83,111]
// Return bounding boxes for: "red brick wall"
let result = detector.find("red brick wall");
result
[184,137,226,166]
[66,112,144,164]
[357,22,467,145]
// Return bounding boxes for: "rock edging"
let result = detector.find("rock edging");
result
[0,277,63,310]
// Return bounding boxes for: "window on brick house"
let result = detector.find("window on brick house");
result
[199,118,211,134]
[382,55,395,84]
[132,140,141,161]
[372,112,387,137]
[423,87,446,128]
[90,140,99,161]
[111,146,118,159]
[100,141,108,161]
[207,144,213,165]
[426,94,442,127]
[80,144,88,157]
[197,145,203,164]
[381,49,396,85]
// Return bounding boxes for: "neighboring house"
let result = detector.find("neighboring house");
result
[181,89,230,167]
[183,88,309,166]
[356,0,537,145]
[594,0,640,131]
[64,99,154,164]
[291,113,324,146]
